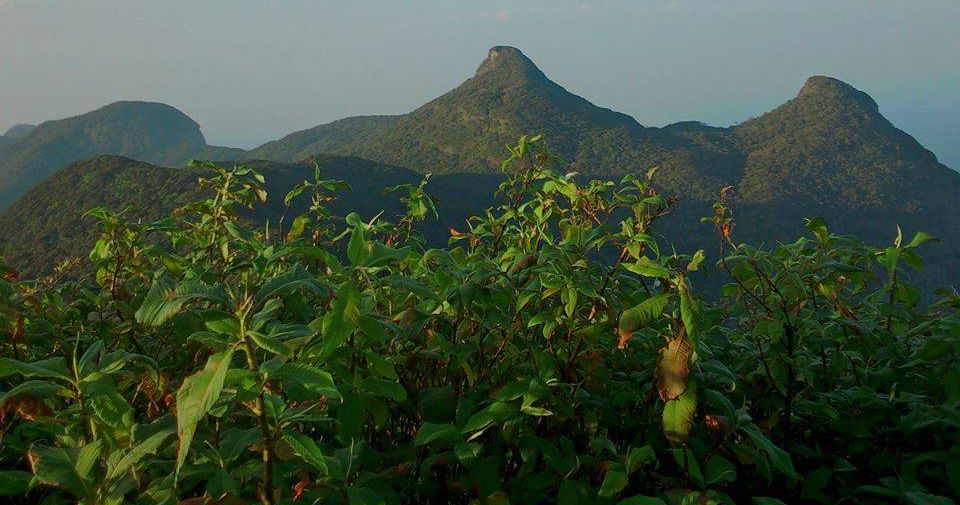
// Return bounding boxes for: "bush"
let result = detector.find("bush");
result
[0,137,957,504]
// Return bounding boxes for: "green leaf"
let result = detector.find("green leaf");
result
[414,422,459,446]
[0,357,71,381]
[202,310,239,335]
[75,439,102,478]
[285,214,310,242]
[625,445,656,474]
[705,454,736,484]
[619,294,669,336]
[31,439,101,497]
[558,480,581,505]
[347,486,385,505]
[136,278,227,326]
[751,498,788,505]
[687,250,706,272]
[174,348,235,480]
[106,428,174,480]
[624,256,669,278]
[247,331,290,357]
[82,374,134,433]
[598,470,628,498]
[662,380,697,446]
[678,278,700,343]
[362,377,407,402]
[347,224,368,267]
[282,431,329,476]
[1,379,71,404]
[337,394,364,440]
[254,264,321,306]
[905,231,936,249]
[28,445,91,497]
[742,424,799,480]
[321,282,362,355]
[462,401,518,436]
[562,288,578,317]
[277,362,340,400]
[618,496,667,505]
[77,341,105,377]
[0,470,32,496]
[879,246,900,273]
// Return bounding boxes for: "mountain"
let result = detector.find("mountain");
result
[0,155,499,276]
[3,124,36,139]
[247,46,737,199]
[0,156,203,274]
[0,124,32,151]
[248,48,960,285]
[2,46,959,289]
[728,76,960,287]
[0,101,243,210]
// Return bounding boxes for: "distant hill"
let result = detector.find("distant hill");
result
[0,155,499,276]
[0,124,32,152]
[0,101,242,210]
[3,124,36,139]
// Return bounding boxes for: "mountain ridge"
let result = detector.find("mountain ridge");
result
[1,46,958,289]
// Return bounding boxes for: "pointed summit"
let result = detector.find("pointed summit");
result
[475,46,547,81]
[250,45,644,174]
[736,75,887,139]
[734,73,948,210]
[796,75,879,113]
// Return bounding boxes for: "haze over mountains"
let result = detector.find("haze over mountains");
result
[1,46,958,289]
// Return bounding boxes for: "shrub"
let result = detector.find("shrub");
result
[0,137,957,504]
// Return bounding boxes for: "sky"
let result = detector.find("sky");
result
[1,0,958,168]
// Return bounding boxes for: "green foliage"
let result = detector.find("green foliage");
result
[0,137,957,505]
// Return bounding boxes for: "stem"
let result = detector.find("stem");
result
[238,306,275,505]
[885,266,898,332]
[782,320,796,450]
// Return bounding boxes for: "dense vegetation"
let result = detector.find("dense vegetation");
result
[1,137,957,504]
[0,155,498,277]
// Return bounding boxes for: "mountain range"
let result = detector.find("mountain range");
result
[1,46,958,289]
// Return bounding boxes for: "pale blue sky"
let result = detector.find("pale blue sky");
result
[1,0,957,168]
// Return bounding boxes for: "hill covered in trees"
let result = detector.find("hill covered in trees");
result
[0,102,242,210]
[2,124,36,139]
[0,155,501,276]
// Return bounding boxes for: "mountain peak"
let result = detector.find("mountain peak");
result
[797,75,879,112]
[93,100,202,128]
[3,124,36,139]
[475,46,546,81]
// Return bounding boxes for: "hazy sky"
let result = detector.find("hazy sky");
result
[2,0,958,168]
